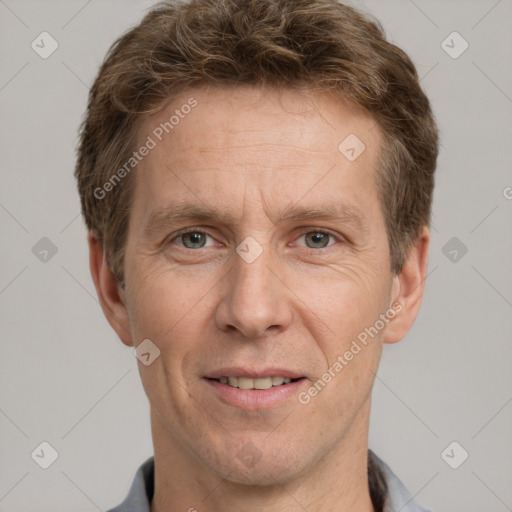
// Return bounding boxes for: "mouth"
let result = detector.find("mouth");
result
[203,368,307,409]
[206,376,304,390]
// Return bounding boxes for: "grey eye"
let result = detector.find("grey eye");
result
[304,232,331,249]
[181,232,207,249]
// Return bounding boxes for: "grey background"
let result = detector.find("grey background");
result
[1,0,511,510]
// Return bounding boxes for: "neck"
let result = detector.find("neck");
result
[150,400,375,512]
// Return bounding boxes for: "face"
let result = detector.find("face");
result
[119,86,400,485]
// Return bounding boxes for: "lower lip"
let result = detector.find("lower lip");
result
[205,378,307,410]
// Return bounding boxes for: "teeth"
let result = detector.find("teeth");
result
[238,377,254,390]
[254,377,273,390]
[218,376,297,390]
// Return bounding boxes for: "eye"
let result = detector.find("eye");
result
[166,229,340,251]
[296,230,338,249]
[170,230,216,249]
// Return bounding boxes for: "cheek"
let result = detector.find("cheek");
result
[294,262,391,355]
[305,286,384,420]
[126,263,203,343]
[125,270,211,413]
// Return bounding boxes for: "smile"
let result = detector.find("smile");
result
[204,370,308,409]
[208,376,302,390]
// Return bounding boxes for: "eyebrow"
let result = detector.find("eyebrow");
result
[142,201,368,237]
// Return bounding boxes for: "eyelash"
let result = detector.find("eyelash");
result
[166,228,342,250]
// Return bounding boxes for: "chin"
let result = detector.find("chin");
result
[220,458,306,487]
[200,436,315,487]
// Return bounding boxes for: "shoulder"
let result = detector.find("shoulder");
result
[369,450,433,512]
[106,456,155,512]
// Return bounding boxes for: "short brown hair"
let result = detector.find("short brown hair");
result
[75,0,438,286]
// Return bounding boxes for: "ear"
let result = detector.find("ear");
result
[88,232,133,346]
[383,226,430,345]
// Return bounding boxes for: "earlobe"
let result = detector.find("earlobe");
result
[382,226,430,345]
[88,232,133,346]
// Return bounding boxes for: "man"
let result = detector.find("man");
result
[75,0,438,510]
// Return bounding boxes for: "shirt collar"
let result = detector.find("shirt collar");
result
[369,451,432,512]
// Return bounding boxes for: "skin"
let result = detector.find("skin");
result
[89,86,430,512]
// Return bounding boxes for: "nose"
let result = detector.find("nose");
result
[215,246,293,339]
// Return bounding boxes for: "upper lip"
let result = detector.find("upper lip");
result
[204,367,305,379]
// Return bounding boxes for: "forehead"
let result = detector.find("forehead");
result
[132,86,383,224]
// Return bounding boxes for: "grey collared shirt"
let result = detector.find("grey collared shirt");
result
[107,451,432,512]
